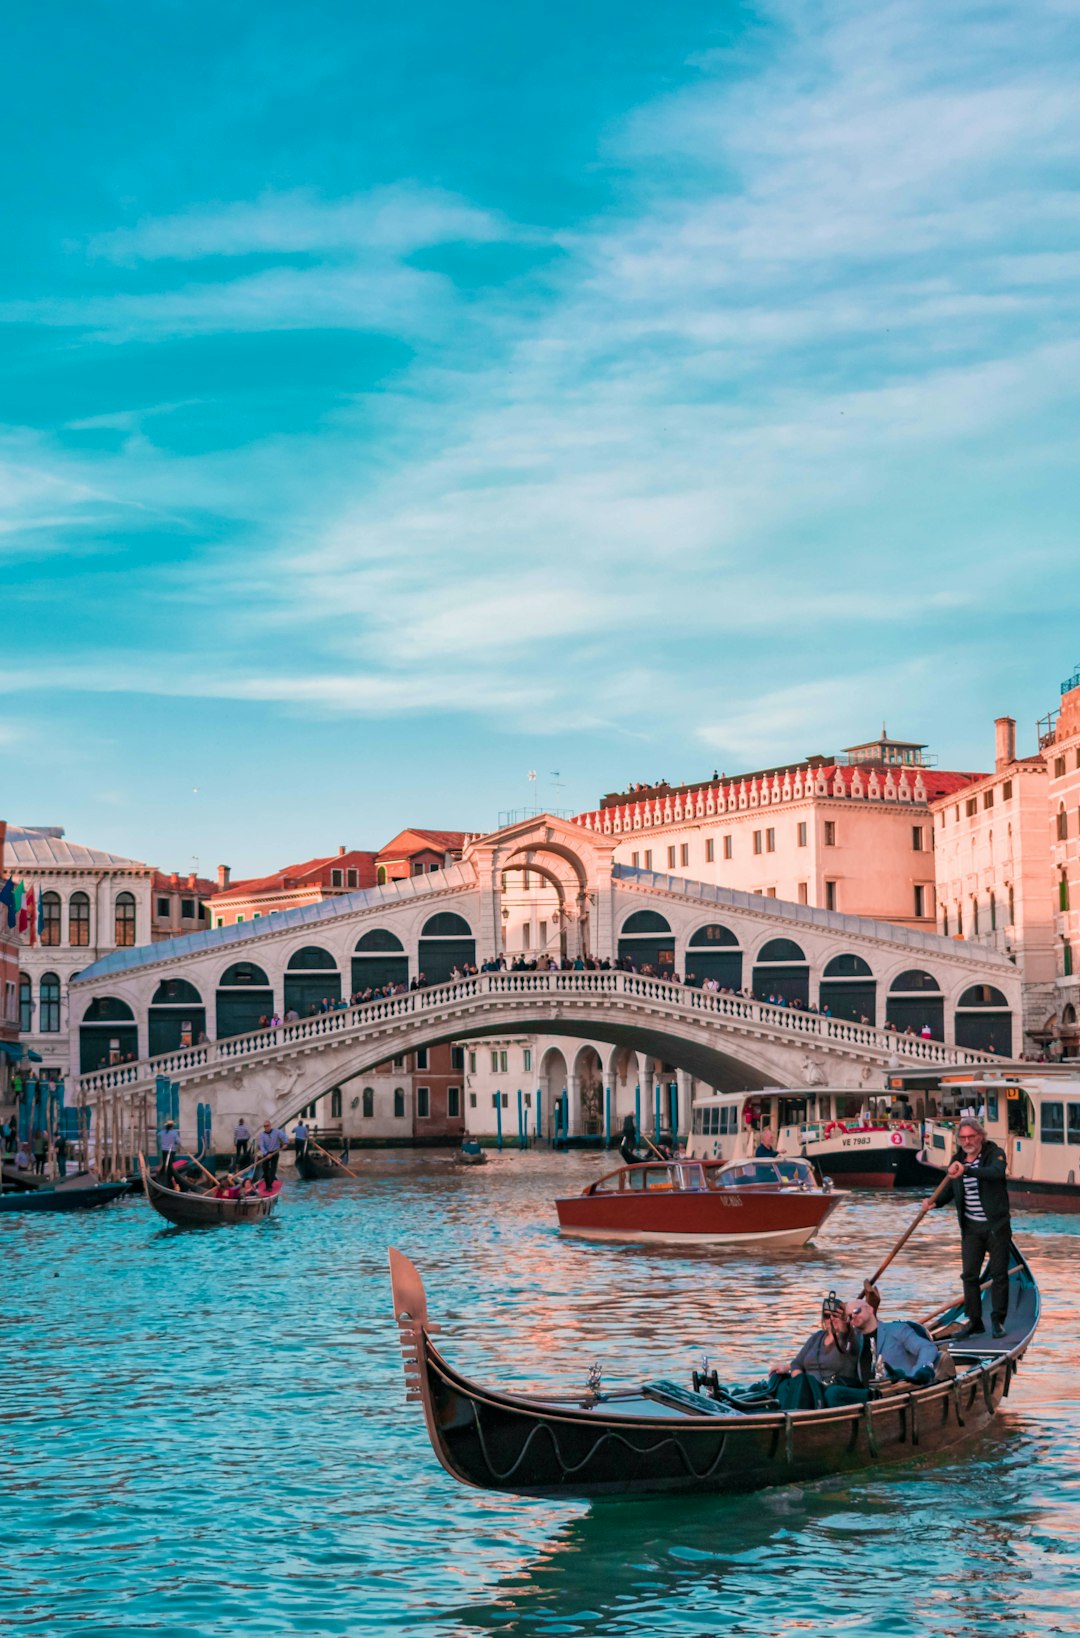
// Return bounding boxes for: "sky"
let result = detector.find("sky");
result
[3,0,1080,876]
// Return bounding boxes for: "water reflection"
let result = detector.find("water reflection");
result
[0,1150,1075,1638]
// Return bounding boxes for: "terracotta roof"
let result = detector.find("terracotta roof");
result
[210,851,378,903]
[376,829,466,860]
[152,871,217,895]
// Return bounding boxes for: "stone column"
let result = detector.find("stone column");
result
[642,1062,655,1137]
[566,1072,580,1137]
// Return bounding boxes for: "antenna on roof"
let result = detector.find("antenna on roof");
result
[550,770,564,809]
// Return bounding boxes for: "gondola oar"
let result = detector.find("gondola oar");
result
[307,1135,361,1180]
[862,1174,954,1308]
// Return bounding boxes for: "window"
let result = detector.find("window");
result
[965,798,978,818]
[631,851,639,867]
[1065,943,1074,978]
[825,881,837,911]
[69,892,90,947]
[957,905,964,937]
[1055,756,1067,778]
[912,826,924,851]
[181,898,195,919]
[469,1051,477,1073]
[451,1046,464,1069]
[1060,875,1070,913]
[40,892,61,946]
[448,1086,460,1118]
[393,1055,404,1070]
[982,790,994,810]
[798,882,808,905]
[215,917,224,928]
[1002,780,1013,801]
[236,914,244,923]
[1008,885,1014,924]
[499,1049,508,1073]
[39,973,61,1033]
[416,1087,430,1119]
[115,892,136,947]
[824,822,836,846]
[252,912,261,919]
[376,865,387,886]
[393,1088,406,1118]
[765,828,776,853]
[469,1092,477,1109]
[490,1050,499,1072]
[19,974,31,1033]
[723,836,732,860]
[331,1088,342,1119]
[415,1047,428,1070]
[539,920,547,946]
[667,846,676,868]
[972,898,980,935]
[346,868,358,888]
[362,1087,374,1117]
[1041,1102,1065,1144]
[797,823,808,848]
[411,860,426,876]
[1068,1102,1080,1145]
[942,910,949,936]
[914,885,925,918]
[990,892,997,931]
[766,887,777,898]
[331,869,343,887]
[156,896,170,918]
[680,844,689,867]
[523,1048,532,1071]
[522,924,531,950]
[705,839,715,863]
[753,830,763,855]
[643,850,652,869]
[1058,806,1068,841]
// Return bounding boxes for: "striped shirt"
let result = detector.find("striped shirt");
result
[962,1164,987,1222]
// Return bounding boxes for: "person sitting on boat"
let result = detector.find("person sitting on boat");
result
[158,1119,180,1185]
[460,1134,482,1156]
[768,1291,870,1409]
[828,1297,941,1404]
[754,1126,779,1159]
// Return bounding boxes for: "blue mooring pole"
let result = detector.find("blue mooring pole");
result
[604,1084,611,1148]
[654,1087,661,1148]
[635,1083,641,1143]
[536,1087,543,1143]
[671,1082,679,1146]
[517,1089,525,1150]
[495,1091,503,1151]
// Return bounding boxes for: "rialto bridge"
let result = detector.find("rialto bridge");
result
[71,816,1019,1138]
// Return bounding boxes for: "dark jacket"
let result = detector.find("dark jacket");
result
[935,1138,1011,1233]
[789,1327,870,1388]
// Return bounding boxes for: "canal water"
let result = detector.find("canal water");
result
[1,1151,1077,1638]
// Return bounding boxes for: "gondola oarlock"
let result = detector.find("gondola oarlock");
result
[388,1247,1039,1499]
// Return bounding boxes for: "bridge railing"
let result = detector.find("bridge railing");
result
[76,969,995,1099]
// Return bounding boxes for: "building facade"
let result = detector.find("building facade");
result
[0,823,20,1101]
[1040,670,1080,1056]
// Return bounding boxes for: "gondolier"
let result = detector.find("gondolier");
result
[257,1121,286,1189]
[936,1116,1011,1339]
[159,1119,180,1181]
[292,1119,309,1162]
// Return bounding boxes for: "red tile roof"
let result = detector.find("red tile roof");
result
[210,851,378,902]
[376,829,466,860]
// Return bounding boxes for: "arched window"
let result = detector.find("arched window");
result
[149,978,205,1056]
[420,913,472,937]
[69,891,90,947]
[362,1087,374,1118]
[758,938,806,963]
[19,974,31,1033]
[752,939,809,1006]
[1058,805,1068,841]
[376,865,388,886]
[352,929,408,993]
[115,892,136,948]
[685,923,741,989]
[890,970,941,992]
[286,946,337,970]
[688,923,739,946]
[40,892,61,947]
[354,929,405,951]
[955,985,1012,1055]
[822,954,872,978]
[216,962,273,1040]
[990,891,997,931]
[79,996,138,1073]
[621,910,672,936]
[284,946,341,1014]
[886,970,944,1040]
[393,1087,406,1119]
[819,953,876,1024]
[617,909,675,973]
[39,973,61,1033]
[331,1088,342,1119]
[418,913,475,983]
[151,978,202,1004]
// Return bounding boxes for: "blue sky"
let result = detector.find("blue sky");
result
[4,0,1080,875]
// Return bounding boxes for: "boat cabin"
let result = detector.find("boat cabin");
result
[585,1156,821,1196]
[687,1088,913,1163]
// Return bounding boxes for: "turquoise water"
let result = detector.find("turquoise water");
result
[2,1151,1077,1638]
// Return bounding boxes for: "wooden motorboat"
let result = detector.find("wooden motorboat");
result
[0,1179,129,1213]
[389,1245,1039,1498]
[555,1156,844,1247]
[137,1155,282,1225]
[294,1146,352,1180]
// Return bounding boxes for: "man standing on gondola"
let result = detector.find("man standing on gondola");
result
[292,1118,309,1163]
[257,1119,285,1190]
[936,1116,1011,1340]
[158,1118,180,1184]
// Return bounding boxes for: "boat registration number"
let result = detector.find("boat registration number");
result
[842,1136,873,1147]
[720,1194,743,1207]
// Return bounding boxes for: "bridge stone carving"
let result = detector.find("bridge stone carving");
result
[71,815,1019,1133]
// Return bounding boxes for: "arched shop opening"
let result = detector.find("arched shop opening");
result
[216,961,274,1039]
[284,946,341,1015]
[686,923,742,989]
[149,978,206,1057]
[955,984,1012,1057]
[819,953,876,1024]
[618,910,674,972]
[752,938,809,1006]
[886,970,944,1039]
[352,929,409,993]
[80,997,137,1073]
[418,913,475,984]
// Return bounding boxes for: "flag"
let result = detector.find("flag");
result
[24,886,36,946]
[0,878,14,929]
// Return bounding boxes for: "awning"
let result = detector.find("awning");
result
[26,1049,42,1062]
[0,1041,23,1063]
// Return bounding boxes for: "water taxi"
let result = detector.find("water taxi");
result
[686,1087,936,1189]
[555,1155,843,1247]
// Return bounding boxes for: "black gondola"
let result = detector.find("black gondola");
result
[294,1147,352,1180]
[389,1245,1039,1498]
[0,1179,130,1213]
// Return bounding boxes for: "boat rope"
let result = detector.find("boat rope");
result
[981,1370,995,1414]
[907,1391,919,1447]
[951,1382,966,1427]
[466,1401,733,1486]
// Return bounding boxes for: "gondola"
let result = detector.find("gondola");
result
[0,1179,130,1213]
[294,1146,352,1180]
[137,1155,282,1226]
[389,1244,1039,1498]
[453,1141,487,1166]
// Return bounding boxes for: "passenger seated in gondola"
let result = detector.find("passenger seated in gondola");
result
[768,1291,870,1409]
[822,1297,944,1405]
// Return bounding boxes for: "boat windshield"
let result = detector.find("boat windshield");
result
[712,1158,816,1188]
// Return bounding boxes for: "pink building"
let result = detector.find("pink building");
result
[1040,671,1080,1056]
[0,822,21,1101]
[574,732,981,929]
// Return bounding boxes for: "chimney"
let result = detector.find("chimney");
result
[217,864,231,890]
[339,845,346,856]
[995,716,1016,772]
[0,819,6,876]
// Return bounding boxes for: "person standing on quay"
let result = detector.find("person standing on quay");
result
[937,1117,1012,1339]
[32,1129,48,1176]
[233,1117,252,1168]
[55,1130,69,1179]
[258,1120,284,1190]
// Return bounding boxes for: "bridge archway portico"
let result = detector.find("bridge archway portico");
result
[69,814,1023,1138]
